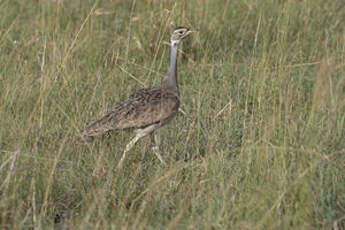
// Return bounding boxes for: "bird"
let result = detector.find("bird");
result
[80,26,199,169]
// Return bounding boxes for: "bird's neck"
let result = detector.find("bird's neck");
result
[167,43,179,88]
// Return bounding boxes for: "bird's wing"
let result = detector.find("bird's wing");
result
[81,86,179,137]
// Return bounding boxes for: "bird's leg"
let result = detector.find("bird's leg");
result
[150,132,165,164]
[116,124,160,169]
[116,134,142,169]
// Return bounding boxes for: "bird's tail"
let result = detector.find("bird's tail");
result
[77,128,95,144]
[79,119,113,142]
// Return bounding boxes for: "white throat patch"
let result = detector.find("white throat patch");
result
[171,40,181,46]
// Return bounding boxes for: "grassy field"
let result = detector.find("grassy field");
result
[1,0,345,229]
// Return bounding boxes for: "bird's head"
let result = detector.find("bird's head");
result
[170,26,199,46]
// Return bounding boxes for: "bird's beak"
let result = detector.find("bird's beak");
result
[187,28,200,34]
[181,28,199,39]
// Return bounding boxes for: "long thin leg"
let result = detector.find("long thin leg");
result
[116,124,160,169]
[116,134,141,169]
[150,132,165,164]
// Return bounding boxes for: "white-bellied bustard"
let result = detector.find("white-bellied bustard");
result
[80,26,198,169]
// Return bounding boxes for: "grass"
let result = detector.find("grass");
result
[1,0,345,229]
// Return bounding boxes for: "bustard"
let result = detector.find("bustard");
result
[81,26,198,168]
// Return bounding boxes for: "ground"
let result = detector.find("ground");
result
[0,0,345,229]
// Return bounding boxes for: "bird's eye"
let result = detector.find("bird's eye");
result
[178,31,184,34]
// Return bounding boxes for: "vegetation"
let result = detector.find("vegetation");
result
[1,0,344,229]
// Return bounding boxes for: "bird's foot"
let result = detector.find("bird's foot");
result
[152,146,165,164]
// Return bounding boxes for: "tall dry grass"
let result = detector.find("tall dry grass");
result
[0,0,344,229]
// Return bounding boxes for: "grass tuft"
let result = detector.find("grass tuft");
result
[1,0,345,229]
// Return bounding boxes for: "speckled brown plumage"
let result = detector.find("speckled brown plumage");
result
[81,83,179,137]
[79,26,198,168]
